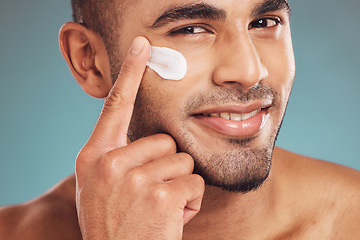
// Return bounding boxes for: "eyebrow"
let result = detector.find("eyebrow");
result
[150,3,227,28]
[252,0,291,17]
[150,0,290,29]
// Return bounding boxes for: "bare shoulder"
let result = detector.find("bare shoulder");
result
[273,146,360,186]
[0,175,82,240]
[273,147,360,238]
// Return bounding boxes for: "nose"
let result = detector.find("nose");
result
[212,34,268,89]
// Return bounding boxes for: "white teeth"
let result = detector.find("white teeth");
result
[208,109,260,121]
[220,113,230,120]
[236,109,260,121]
[230,113,241,121]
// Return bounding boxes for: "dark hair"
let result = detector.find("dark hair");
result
[71,0,123,82]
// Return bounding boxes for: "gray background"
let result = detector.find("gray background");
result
[1,0,359,205]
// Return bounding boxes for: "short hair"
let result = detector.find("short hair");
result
[71,0,124,82]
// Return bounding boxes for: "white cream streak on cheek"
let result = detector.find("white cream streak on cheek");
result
[146,46,187,81]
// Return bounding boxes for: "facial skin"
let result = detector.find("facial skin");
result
[110,0,295,192]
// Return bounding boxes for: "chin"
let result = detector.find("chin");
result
[180,139,274,193]
[175,117,279,193]
[194,146,273,193]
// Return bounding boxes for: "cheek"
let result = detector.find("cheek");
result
[128,75,166,140]
[129,69,186,138]
[257,38,295,100]
[142,44,215,101]
[128,50,215,139]
[147,35,217,88]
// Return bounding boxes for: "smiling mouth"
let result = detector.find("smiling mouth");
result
[200,109,262,121]
[194,104,271,121]
[191,105,271,137]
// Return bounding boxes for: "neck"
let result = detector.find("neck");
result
[183,169,279,239]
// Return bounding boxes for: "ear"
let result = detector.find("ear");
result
[59,22,113,98]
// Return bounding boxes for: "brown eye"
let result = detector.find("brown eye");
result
[249,18,280,29]
[169,26,210,36]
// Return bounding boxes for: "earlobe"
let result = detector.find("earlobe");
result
[59,22,112,98]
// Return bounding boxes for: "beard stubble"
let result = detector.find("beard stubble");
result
[128,82,285,193]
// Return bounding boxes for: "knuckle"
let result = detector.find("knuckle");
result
[175,152,194,172]
[150,184,172,203]
[154,134,177,153]
[127,168,148,187]
[104,88,132,109]
[179,152,194,165]
[96,151,121,180]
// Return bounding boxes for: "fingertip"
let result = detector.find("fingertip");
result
[129,36,150,56]
[114,36,150,82]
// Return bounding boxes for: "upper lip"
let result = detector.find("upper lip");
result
[190,100,272,116]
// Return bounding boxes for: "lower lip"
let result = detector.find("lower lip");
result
[193,110,269,137]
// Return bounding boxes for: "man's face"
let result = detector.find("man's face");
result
[114,0,295,192]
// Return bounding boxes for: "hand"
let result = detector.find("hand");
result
[75,37,205,240]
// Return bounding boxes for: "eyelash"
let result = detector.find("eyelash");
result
[249,17,282,29]
[168,17,282,36]
[168,25,213,36]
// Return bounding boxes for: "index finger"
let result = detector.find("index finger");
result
[87,37,151,151]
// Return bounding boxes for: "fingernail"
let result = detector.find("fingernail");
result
[130,37,144,55]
